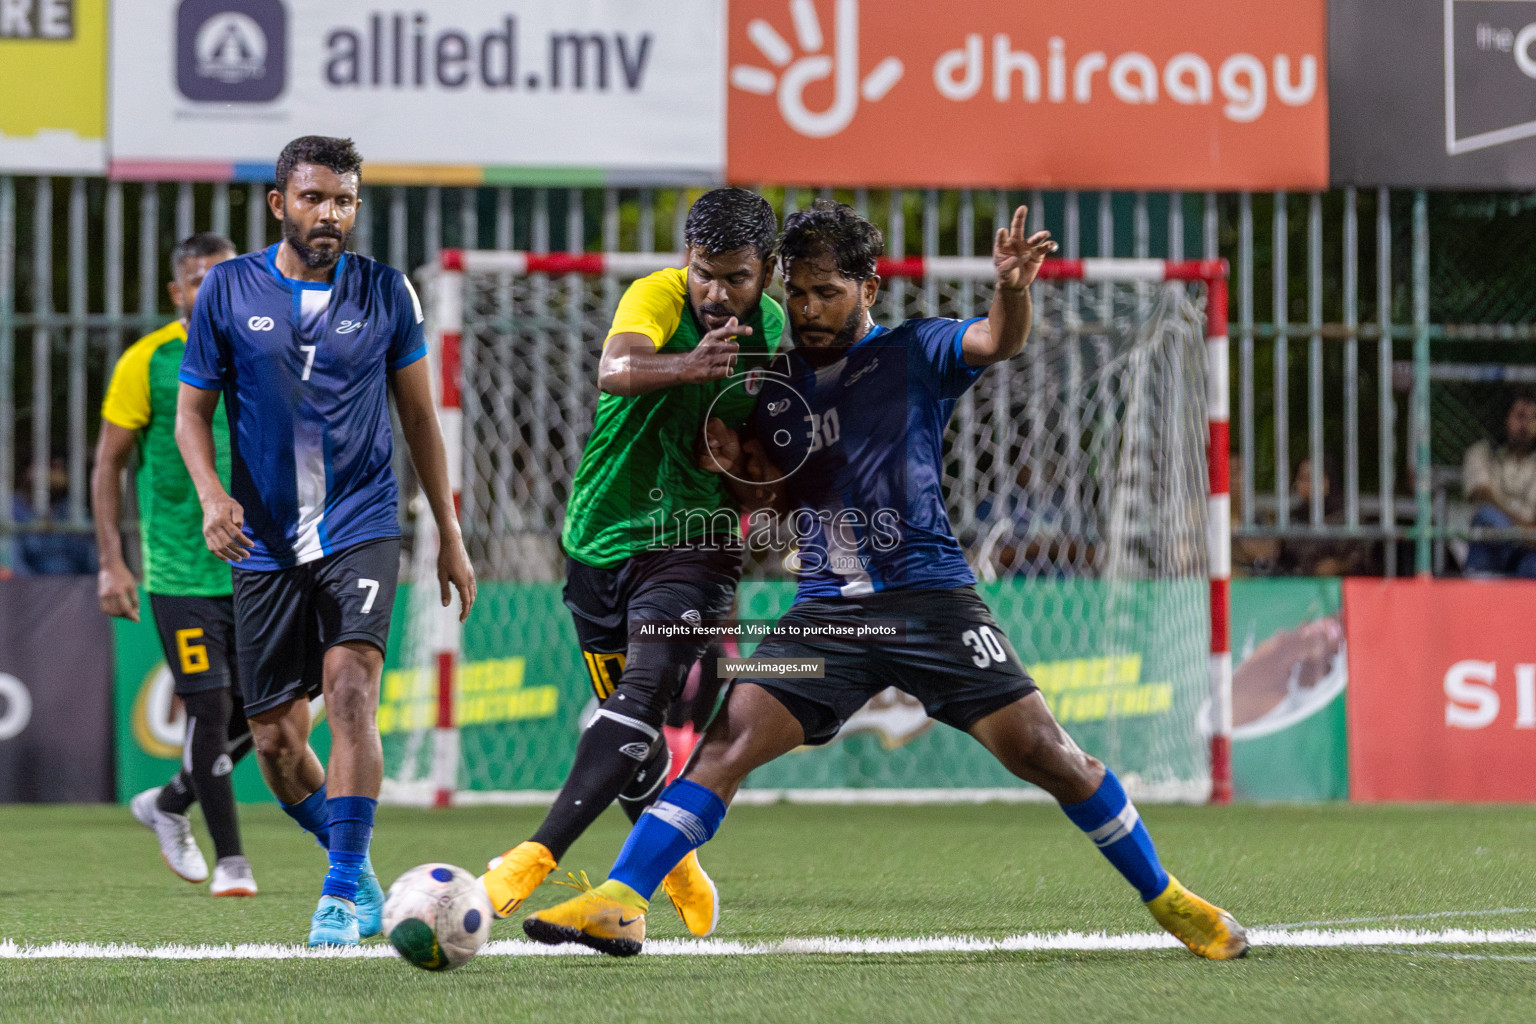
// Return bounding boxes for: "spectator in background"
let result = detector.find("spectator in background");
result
[1462,390,1536,578]
[10,457,98,575]
[1276,454,1376,577]
[1229,453,1280,577]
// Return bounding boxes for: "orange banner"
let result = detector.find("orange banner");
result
[1345,578,1536,802]
[727,0,1327,190]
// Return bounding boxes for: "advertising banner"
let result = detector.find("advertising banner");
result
[380,581,577,794]
[1345,578,1536,802]
[726,0,1328,189]
[0,577,114,802]
[372,579,1206,799]
[1331,0,1536,187]
[1230,578,1348,802]
[0,0,107,173]
[113,577,1352,803]
[109,0,722,184]
[733,578,1209,799]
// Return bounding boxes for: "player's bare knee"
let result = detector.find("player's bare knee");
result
[999,718,1080,776]
[251,722,302,765]
[324,679,376,735]
[686,730,756,792]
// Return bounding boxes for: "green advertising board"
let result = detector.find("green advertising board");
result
[373,577,1211,800]
[734,578,1209,796]
[114,577,1343,803]
[378,582,582,794]
[1229,577,1348,802]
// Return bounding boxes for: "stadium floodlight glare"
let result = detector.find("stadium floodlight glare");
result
[391,251,1231,809]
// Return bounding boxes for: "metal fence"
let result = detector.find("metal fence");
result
[3,177,1533,575]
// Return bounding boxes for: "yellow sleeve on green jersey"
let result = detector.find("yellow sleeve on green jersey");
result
[102,322,184,431]
[605,267,687,350]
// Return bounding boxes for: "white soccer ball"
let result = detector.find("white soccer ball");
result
[383,863,493,971]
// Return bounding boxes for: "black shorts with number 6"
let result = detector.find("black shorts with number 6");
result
[231,538,399,717]
[148,593,239,697]
[739,586,1038,745]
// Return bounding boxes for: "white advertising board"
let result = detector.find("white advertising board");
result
[109,0,723,182]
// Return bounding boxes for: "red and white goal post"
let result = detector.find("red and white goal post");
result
[401,251,1231,807]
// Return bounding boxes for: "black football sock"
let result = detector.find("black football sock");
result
[530,708,660,861]
[183,688,244,860]
[226,730,254,766]
[156,769,196,816]
[618,739,672,824]
[224,692,254,767]
[157,687,252,818]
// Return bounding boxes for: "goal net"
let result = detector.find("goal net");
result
[382,253,1229,806]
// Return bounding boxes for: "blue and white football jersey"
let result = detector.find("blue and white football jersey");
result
[180,244,427,571]
[749,316,986,602]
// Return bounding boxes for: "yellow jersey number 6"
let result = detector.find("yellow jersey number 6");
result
[175,628,210,674]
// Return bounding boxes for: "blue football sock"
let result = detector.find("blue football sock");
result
[321,796,376,903]
[281,783,331,849]
[608,779,727,901]
[1060,770,1170,902]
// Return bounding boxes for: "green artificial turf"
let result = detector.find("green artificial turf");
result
[1,802,1534,1023]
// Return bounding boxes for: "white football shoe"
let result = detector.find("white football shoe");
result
[210,856,257,897]
[129,786,209,883]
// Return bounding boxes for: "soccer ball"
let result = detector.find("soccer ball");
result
[383,863,493,971]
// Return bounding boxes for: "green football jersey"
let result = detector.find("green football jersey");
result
[561,268,785,568]
[101,321,234,596]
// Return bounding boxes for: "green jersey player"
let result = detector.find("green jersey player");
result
[481,188,784,938]
[94,232,256,897]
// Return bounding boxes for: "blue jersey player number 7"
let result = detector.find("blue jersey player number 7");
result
[174,137,475,948]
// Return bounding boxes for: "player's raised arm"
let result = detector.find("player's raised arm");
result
[391,357,477,621]
[175,382,253,563]
[598,234,775,397]
[599,320,749,397]
[962,205,1057,367]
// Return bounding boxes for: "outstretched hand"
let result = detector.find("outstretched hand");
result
[994,205,1057,292]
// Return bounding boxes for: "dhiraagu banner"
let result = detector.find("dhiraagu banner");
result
[0,0,107,172]
[1229,577,1348,801]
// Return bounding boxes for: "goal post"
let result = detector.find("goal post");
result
[385,251,1231,807]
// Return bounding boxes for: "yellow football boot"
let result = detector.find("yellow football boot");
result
[523,875,648,958]
[480,840,557,919]
[661,849,719,937]
[1145,876,1250,959]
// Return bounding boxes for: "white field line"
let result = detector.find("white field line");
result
[4,927,1536,961]
[1266,908,1536,930]
[1379,949,1536,963]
